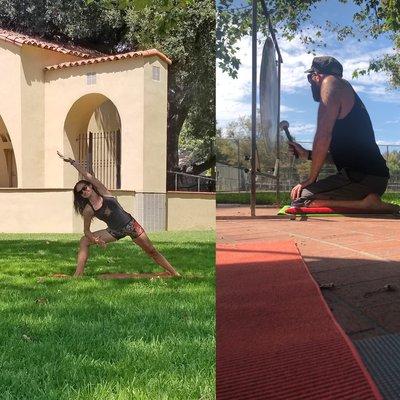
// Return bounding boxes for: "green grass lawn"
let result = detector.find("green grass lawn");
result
[0,231,215,400]
[216,191,290,205]
[217,191,400,206]
[382,192,400,206]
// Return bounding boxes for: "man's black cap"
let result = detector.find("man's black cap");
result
[305,56,343,77]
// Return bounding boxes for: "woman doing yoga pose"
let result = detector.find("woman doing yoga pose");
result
[58,151,180,277]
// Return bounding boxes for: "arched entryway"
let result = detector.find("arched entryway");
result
[63,94,122,188]
[0,116,17,187]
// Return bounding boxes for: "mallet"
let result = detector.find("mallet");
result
[279,120,298,158]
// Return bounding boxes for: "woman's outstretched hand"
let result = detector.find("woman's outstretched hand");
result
[57,151,74,164]
[93,236,107,249]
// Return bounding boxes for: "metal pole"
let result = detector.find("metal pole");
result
[250,0,257,217]
[276,56,281,205]
[237,139,240,192]
[116,129,121,189]
[88,131,93,175]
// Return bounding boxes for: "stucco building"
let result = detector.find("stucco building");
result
[0,29,214,233]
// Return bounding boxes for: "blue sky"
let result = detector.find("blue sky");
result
[217,0,400,145]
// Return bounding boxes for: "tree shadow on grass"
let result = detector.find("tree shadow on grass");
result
[0,239,215,399]
[0,237,215,279]
[0,293,214,399]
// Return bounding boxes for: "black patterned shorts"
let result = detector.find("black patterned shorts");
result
[107,218,145,240]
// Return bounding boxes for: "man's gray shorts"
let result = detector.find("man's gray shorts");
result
[292,168,389,207]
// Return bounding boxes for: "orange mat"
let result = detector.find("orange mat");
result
[216,240,382,400]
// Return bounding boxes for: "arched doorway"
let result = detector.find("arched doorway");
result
[0,116,17,187]
[64,94,122,188]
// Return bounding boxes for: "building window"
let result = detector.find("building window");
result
[152,66,160,81]
[86,72,97,85]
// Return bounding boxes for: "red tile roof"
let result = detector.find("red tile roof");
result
[44,49,172,71]
[0,28,104,58]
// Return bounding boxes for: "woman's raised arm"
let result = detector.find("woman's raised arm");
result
[57,151,111,196]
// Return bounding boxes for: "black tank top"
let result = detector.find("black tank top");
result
[89,196,132,230]
[330,86,389,177]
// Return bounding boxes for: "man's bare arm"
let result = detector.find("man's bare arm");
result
[290,142,334,164]
[309,76,342,180]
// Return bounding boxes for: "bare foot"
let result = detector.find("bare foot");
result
[167,270,181,277]
[306,193,400,213]
[51,273,71,279]
[362,193,400,213]
[362,193,383,208]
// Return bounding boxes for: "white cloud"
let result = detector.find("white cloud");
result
[216,35,306,126]
[278,33,315,93]
[281,104,301,114]
[217,29,400,127]
[216,36,252,125]
[278,31,397,99]
[337,46,400,102]
[290,123,316,140]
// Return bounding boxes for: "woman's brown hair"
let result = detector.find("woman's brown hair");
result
[73,180,101,216]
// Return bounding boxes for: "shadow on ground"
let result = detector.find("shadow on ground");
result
[218,247,400,340]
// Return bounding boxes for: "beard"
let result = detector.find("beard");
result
[311,81,321,102]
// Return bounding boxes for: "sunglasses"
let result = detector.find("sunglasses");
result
[77,185,90,195]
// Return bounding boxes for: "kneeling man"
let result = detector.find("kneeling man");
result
[290,56,398,213]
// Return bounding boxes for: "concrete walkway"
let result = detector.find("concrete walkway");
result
[217,205,400,341]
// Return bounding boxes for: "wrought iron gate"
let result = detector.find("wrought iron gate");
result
[76,130,121,189]
[0,131,17,187]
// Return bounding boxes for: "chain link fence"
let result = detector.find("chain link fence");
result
[167,171,216,192]
[217,138,400,193]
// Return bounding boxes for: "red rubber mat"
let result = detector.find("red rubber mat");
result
[216,241,382,400]
[285,206,393,214]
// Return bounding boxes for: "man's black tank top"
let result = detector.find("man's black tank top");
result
[330,85,389,177]
[89,196,132,231]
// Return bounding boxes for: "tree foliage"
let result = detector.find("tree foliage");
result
[216,113,289,173]
[216,113,343,183]
[123,0,215,172]
[217,0,400,87]
[0,0,214,172]
[387,150,400,174]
